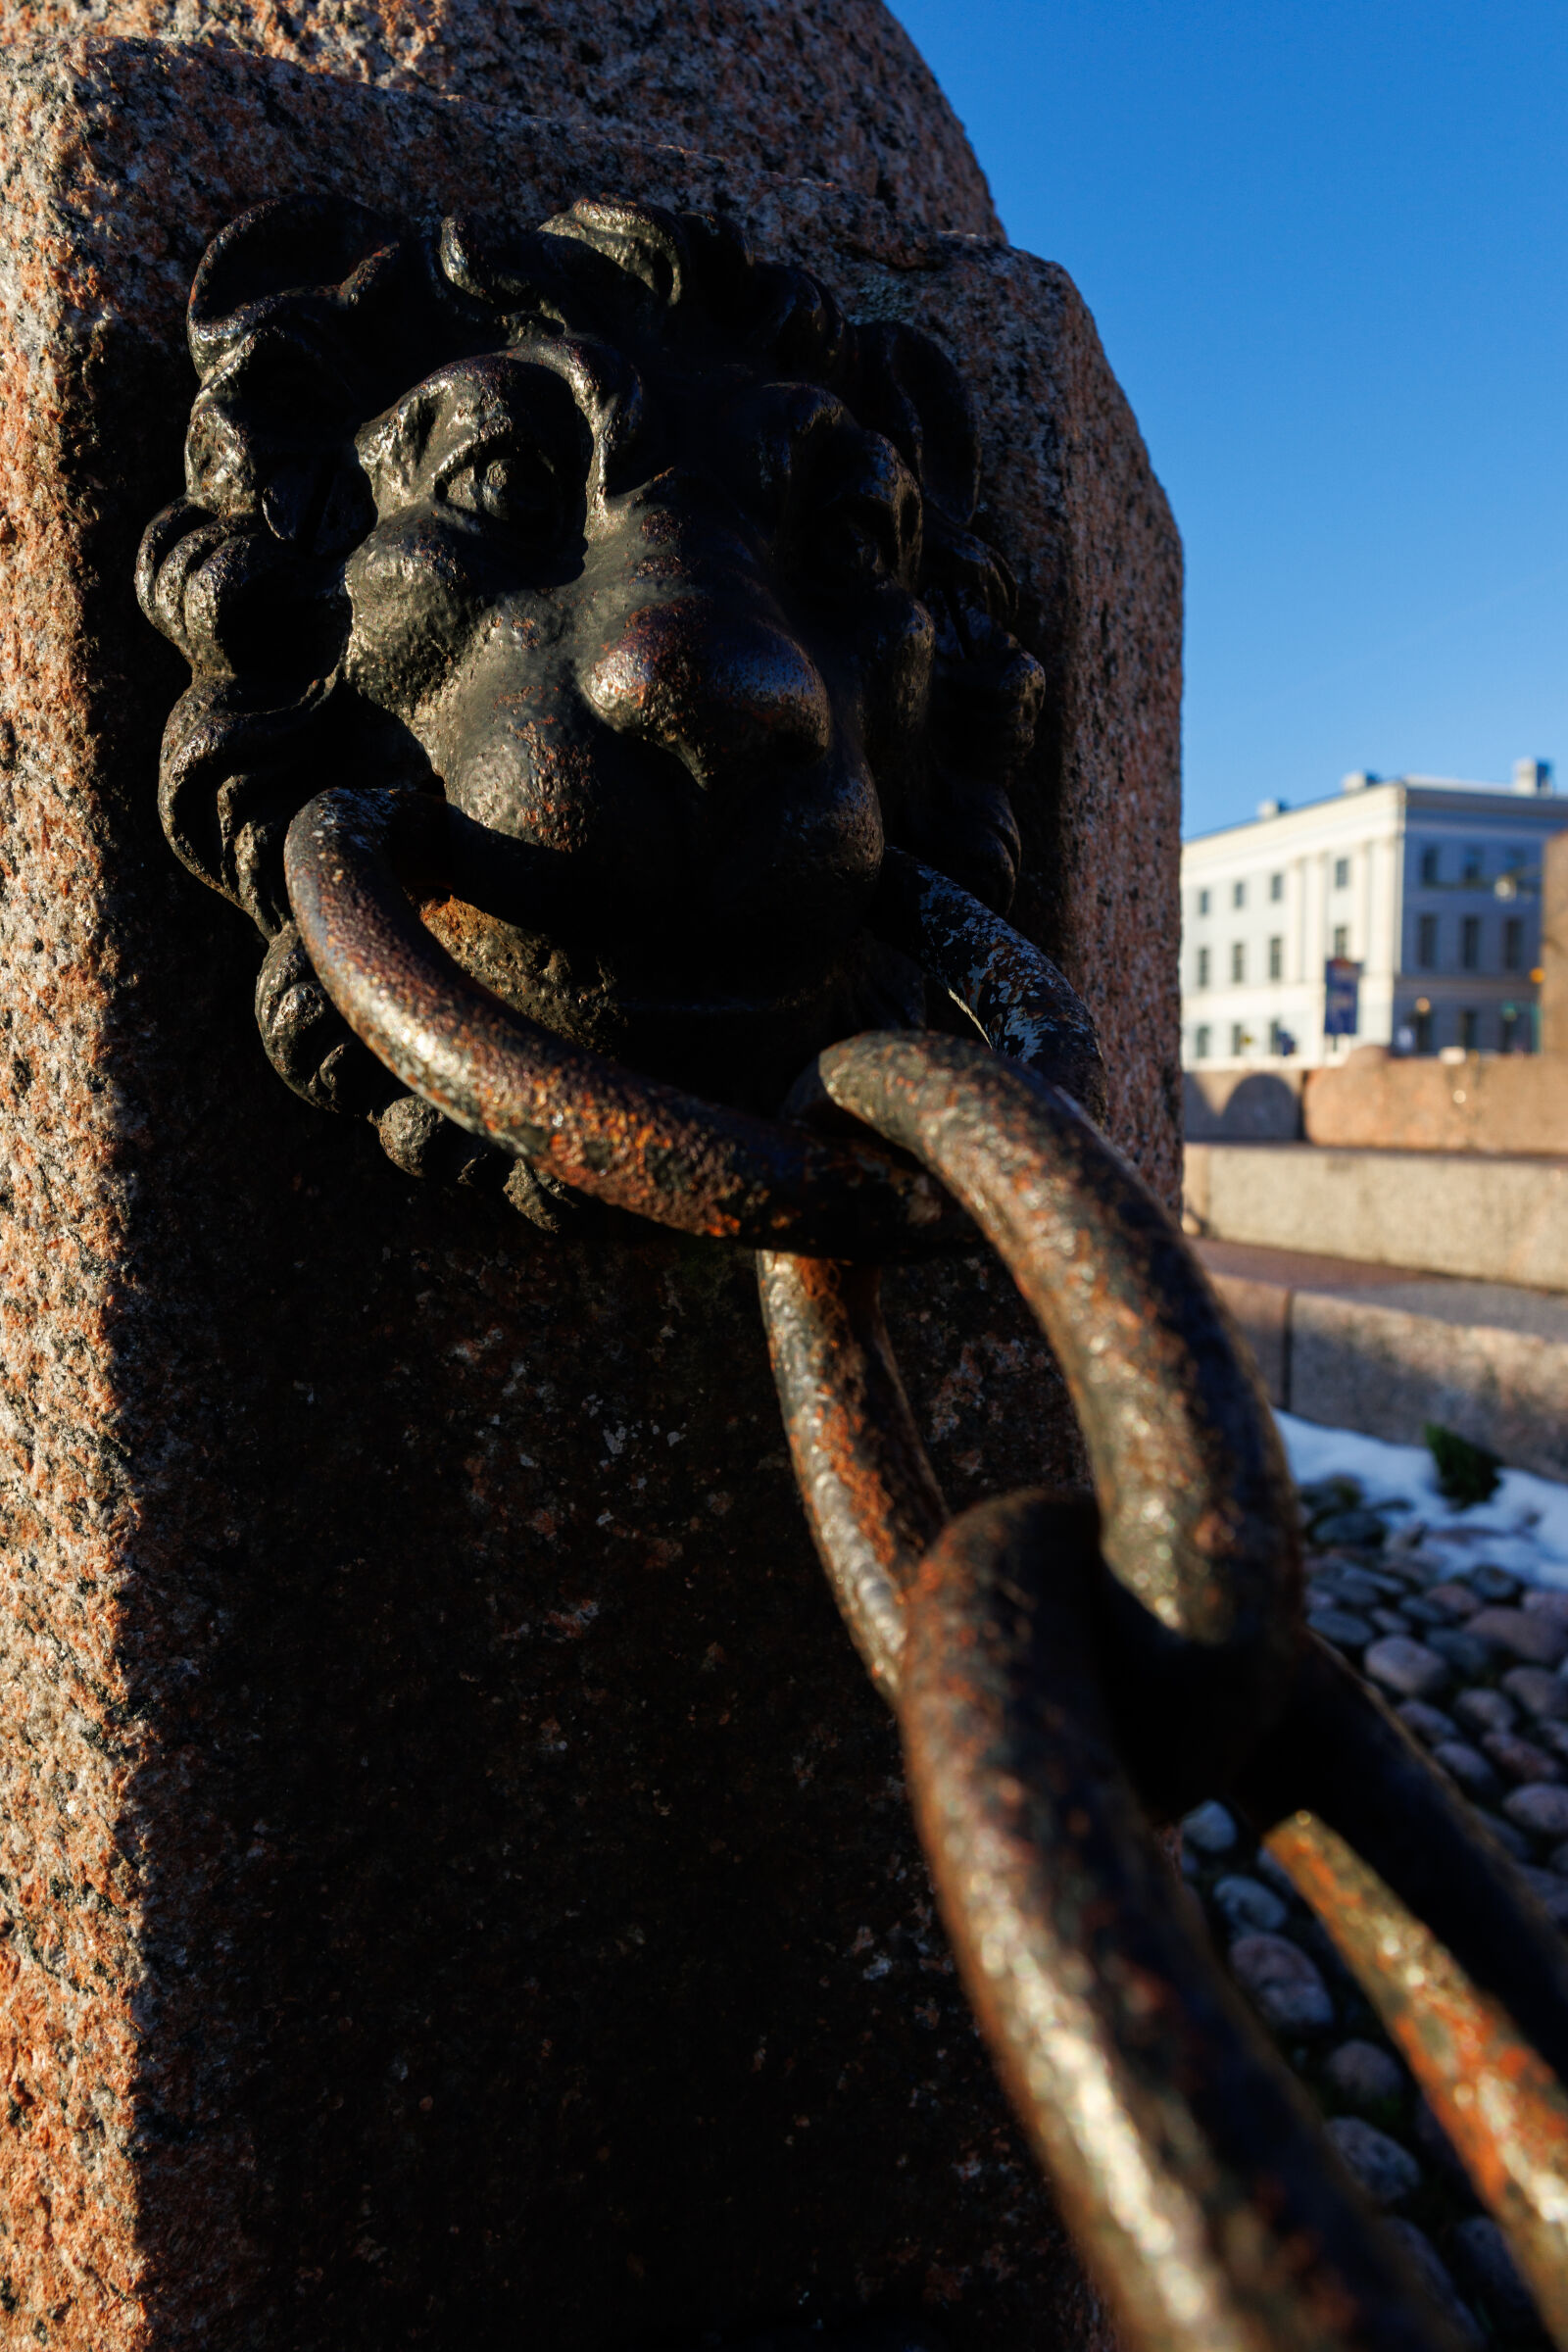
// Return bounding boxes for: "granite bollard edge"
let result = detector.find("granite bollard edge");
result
[0,26,1179,2351]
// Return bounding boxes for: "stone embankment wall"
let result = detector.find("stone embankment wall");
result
[1185,1146,1568,1292]
[1303,1048,1568,1155]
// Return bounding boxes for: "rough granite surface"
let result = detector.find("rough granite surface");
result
[0,0,1004,237]
[0,29,1178,2352]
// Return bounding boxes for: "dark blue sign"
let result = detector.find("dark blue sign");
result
[1324,957,1361,1038]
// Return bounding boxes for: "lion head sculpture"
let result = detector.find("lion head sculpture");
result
[138,194,1050,1216]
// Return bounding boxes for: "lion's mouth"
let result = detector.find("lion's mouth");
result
[418,890,925,1113]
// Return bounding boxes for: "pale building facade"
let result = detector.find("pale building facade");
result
[1181,761,1563,1070]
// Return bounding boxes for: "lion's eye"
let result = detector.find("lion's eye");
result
[807,501,895,590]
[441,449,559,536]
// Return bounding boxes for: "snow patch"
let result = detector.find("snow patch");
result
[1276,1409,1568,1588]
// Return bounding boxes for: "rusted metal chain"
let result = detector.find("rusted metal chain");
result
[285,787,968,1257]
[755,1253,945,1701]
[773,1033,1300,1801]
[901,1491,1468,2352]
[285,787,1078,1258]
[870,846,1107,1124]
[1268,1810,1568,2349]
[1237,1633,1568,2093]
[285,789,1568,2352]
[760,1030,1568,2351]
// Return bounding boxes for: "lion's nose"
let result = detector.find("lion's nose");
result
[580,598,832,791]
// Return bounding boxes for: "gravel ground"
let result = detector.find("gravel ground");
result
[1181,1468,1568,2348]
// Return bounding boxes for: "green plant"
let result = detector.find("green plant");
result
[1423,1423,1502,1509]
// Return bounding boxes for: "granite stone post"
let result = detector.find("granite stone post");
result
[0,13,1181,2346]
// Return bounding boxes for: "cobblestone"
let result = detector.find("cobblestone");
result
[1398,1596,1452,1629]
[1174,1479,1563,2347]
[1454,1686,1515,1735]
[1324,2117,1421,2207]
[1210,1874,1287,1934]
[1426,1627,1498,1680]
[1179,1799,1237,1856]
[1500,1664,1568,1721]
[1467,1608,1568,1668]
[1503,1782,1568,1839]
[1395,1699,1458,1746]
[1481,1732,1564,1787]
[1364,1636,1451,1700]
[1311,1509,1391,1551]
[1432,1740,1502,1802]
[1307,1606,1375,1652]
[1323,2038,1403,2112]
[1337,1564,1406,1603]
[1228,1933,1335,2035]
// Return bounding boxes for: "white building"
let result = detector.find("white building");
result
[1181,760,1563,1069]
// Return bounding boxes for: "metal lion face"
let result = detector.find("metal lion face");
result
[138,194,1046,1156]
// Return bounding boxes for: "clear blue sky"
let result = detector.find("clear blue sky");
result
[889,1,1568,839]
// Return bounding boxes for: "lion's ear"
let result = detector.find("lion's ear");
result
[187,196,408,382]
[852,320,981,528]
[177,198,411,558]
[540,197,691,311]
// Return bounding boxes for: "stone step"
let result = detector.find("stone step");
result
[1198,1239,1568,1482]
[1185,1140,1568,1292]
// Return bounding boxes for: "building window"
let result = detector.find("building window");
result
[1195,1025,1210,1060]
[1268,1017,1290,1054]
[1333,857,1350,889]
[1198,888,1210,916]
[1197,946,1210,988]
[1459,1008,1479,1052]
[1231,1022,1247,1055]
[1332,924,1348,959]
[1462,846,1483,884]
[1504,917,1524,971]
[1231,941,1246,983]
[1232,880,1246,909]
[1419,845,1440,885]
[1267,935,1283,979]
[1500,1005,1521,1054]
[1417,913,1439,968]
[1269,871,1284,903]
[1460,914,1481,970]
[1412,1005,1433,1053]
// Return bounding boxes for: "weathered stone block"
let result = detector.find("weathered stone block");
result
[1289,1292,1568,1483]
[6,0,1004,238]
[0,30,1177,2348]
[1302,1045,1568,1155]
[1184,1141,1568,1290]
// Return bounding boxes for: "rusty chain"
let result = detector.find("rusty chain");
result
[287,787,1568,2352]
